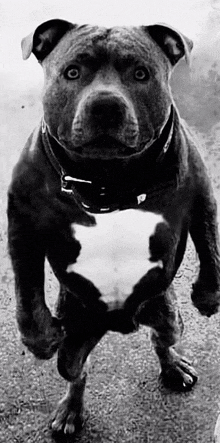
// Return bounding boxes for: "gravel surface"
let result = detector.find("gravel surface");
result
[1,84,220,443]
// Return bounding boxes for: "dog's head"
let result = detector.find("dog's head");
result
[22,19,192,159]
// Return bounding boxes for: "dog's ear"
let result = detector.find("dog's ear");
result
[145,24,193,66]
[21,19,75,62]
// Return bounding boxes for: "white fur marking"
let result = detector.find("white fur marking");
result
[66,210,165,305]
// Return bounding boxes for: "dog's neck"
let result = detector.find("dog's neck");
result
[42,106,178,213]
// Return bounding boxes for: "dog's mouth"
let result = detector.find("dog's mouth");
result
[61,135,153,159]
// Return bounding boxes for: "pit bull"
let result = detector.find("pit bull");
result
[7,19,220,436]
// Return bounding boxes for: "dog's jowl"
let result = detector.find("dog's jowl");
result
[7,19,220,436]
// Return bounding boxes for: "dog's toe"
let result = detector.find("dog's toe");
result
[63,410,83,435]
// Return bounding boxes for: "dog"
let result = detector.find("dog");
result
[7,19,220,436]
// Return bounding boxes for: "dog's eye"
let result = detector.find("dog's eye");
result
[134,67,150,81]
[64,66,80,80]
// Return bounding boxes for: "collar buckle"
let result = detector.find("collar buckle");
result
[61,174,93,195]
[61,176,74,195]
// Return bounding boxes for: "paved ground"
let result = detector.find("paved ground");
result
[1,79,220,443]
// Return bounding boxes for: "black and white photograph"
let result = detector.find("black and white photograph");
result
[1,1,220,442]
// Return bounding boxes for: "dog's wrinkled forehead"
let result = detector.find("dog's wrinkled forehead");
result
[48,25,162,68]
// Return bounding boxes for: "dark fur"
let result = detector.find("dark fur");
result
[8,20,220,435]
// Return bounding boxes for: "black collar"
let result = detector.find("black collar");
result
[42,106,175,213]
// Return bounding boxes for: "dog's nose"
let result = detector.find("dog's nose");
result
[90,97,124,129]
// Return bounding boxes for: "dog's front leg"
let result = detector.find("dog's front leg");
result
[138,286,198,391]
[51,341,93,436]
[7,192,64,359]
[52,329,105,435]
[190,177,220,317]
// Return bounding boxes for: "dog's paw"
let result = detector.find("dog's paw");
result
[51,398,84,436]
[160,348,198,391]
[191,282,220,317]
[21,315,65,360]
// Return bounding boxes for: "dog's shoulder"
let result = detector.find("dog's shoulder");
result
[9,123,53,194]
[178,118,212,197]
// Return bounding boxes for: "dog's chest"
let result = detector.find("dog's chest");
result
[67,209,165,301]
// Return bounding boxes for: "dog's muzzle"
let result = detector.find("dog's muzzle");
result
[89,96,125,129]
[70,91,139,149]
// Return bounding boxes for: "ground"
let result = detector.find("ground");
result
[1,74,220,443]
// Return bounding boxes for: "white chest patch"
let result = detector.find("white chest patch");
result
[66,209,165,306]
